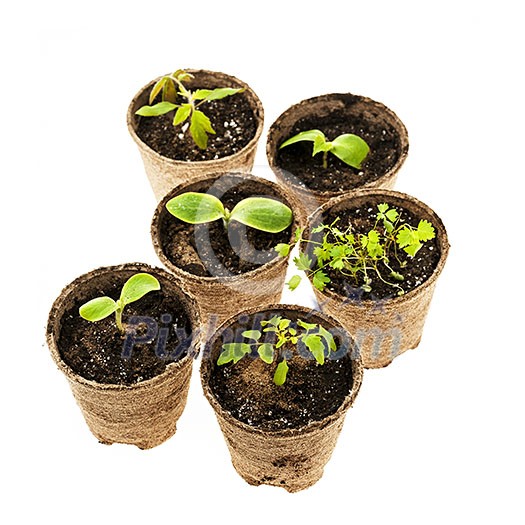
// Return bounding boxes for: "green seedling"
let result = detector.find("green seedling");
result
[217,315,337,385]
[136,69,244,149]
[79,273,160,335]
[276,203,435,296]
[280,129,370,169]
[166,192,293,233]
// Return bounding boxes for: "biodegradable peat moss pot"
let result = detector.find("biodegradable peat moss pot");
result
[267,93,409,216]
[128,69,264,201]
[151,172,303,329]
[303,189,449,368]
[201,304,363,492]
[46,263,200,449]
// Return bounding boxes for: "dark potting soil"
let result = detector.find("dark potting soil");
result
[315,201,440,301]
[158,178,293,278]
[58,271,193,385]
[209,310,355,431]
[276,111,402,193]
[135,85,257,161]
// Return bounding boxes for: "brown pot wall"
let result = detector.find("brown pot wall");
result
[127,70,264,201]
[151,173,305,332]
[266,93,409,217]
[46,263,201,449]
[200,305,363,492]
[308,189,449,368]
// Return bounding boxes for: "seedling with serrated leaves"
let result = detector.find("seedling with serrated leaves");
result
[276,203,435,296]
[166,192,293,234]
[280,129,370,169]
[217,315,337,385]
[136,69,244,149]
[79,273,160,335]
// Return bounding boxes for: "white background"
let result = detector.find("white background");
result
[1,1,523,523]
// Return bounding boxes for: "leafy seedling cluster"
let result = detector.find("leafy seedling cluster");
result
[217,315,337,385]
[136,69,244,149]
[79,273,160,335]
[276,203,435,296]
[166,192,293,233]
[280,129,370,169]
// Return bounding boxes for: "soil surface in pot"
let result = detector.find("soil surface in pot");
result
[209,310,354,431]
[158,179,293,277]
[58,272,193,385]
[136,85,257,162]
[315,201,440,301]
[276,109,401,193]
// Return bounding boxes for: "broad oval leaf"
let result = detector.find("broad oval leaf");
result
[273,360,289,386]
[287,274,302,291]
[190,109,215,149]
[220,343,252,364]
[136,101,177,116]
[242,330,262,341]
[318,325,337,352]
[280,129,326,149]
[230,197,292,233]
[166,192,225,224]
[162,78,178,103]
[120,273,160,306]
[79,296,117,322]
[173,103,192,126]
[303,334,325,365]
[274,243,290,257]
[331,134,370,168]
[258,343,275,364]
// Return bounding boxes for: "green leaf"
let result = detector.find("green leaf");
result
[396,227,419,248]
[275,243,290,257]
[230,198,292,233]
[149,77,167,104]
[303,334,325,365]
[377,203,389,214]
[294,227,303,242]
[219,343,251,365]
[417,219,435,242]
[403,242,422,257]
[312,135,332,156]
[297,319,317,331]
[262,315,281,327]
[287,275,302,291]
[279,129,326,149]
[294,252,312,271]
[120,273,160,306]
[242,330,261,341]
[190,109,215,149]
[258,343,275,364]
[79,296,117,322]
[386,208,399,222]
[318,325,337,352]
[278,318,291,330]
[194,87,244,101]
[136,101,177,116]
[166,192,225,224]
[173,103,192,126]
[331,134,370,168]
[390,271,404,281]
[162,78,178,103]
[313,270,330,291]
[273,360,289,386]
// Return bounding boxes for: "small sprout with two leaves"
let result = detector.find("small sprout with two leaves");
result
[280,129,370,169]
[276,203,436,296]
[217,315,337,385]
[136,69,244,149]
[79,273,160,335]
[166,192,293,234]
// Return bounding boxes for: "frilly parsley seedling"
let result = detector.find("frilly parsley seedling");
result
[136,69,244,149]
[79,273,160,335]
[166,192,293,233]
[276,203,435,296]
[280,129,370,169]
[217,315,337,385]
